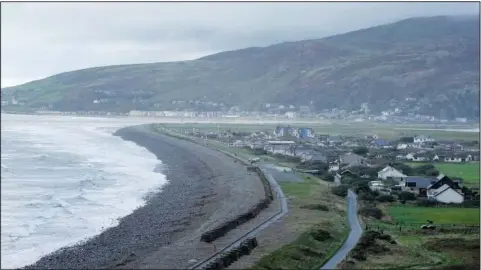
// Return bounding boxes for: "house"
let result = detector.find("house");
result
[265,140,295,155]
[300,151,327,163]
[414,135,435,144]
[397,143,408,150]
[230,140,246,148]
[377,166,407,181]
[327,135,343,144]
[427,175,464,203]
[406,153,430,162]
[339,152,366,166]
[428,174,463,190]
[249,140,265,150]
[371,139,391,148]
[328,163,340,172]
[400,176,437,196]
[442,153,472,163]
[273,126,296,138]
[334,169,358,184]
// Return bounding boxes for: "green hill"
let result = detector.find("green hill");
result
[2,15,479,119]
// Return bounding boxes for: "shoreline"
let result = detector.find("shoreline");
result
[24,124,265,269]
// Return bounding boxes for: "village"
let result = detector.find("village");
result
[173,125,480,205]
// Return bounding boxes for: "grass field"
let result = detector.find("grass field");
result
[156,122,479,141]
[389,205,480,225]
[406,162,480,187]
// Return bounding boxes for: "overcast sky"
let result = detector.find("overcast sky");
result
[1,1,479,88]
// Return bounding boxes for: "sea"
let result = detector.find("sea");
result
[1,114,168,269]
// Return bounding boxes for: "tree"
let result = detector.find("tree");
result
[331,185,349,197]
[398,191,416,201]
[353,146,369,156]
[414,164,438,176]
[399,137,414,143]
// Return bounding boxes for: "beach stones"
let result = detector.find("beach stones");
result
[199,168,273,243]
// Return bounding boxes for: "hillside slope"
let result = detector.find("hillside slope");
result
[2,15,479,118]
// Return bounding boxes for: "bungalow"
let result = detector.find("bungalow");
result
[406,153,430,162]
[427,174,464,203]
[414,135,435,144]
[400,176,437,196]
[443,153,472,163]
[377,166,407,181]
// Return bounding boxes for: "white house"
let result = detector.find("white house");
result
[405,153,415,160]
[377,166,407,181]
[427,184,464,204]
[414,135,435,143]
[397,143,408,150]
[444,156,463,163]
[328,163,340,172]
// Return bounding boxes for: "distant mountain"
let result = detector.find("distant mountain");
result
[2,15,479,119]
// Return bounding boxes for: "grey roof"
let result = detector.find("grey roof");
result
[405,176,436,189]
[340,153,365,165]
[310,153,328,162]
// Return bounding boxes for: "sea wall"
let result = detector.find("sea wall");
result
[203,237,259,270]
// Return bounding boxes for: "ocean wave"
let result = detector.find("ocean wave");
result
[1,116,167,269]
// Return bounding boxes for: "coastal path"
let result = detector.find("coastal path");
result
[320,189,363,269]
[190,168,288,269]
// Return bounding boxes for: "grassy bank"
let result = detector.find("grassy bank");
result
[341,200,480,269]
[251,175,349,270]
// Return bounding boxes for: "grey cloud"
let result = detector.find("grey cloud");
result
[1,2,479,87]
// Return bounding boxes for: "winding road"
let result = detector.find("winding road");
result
[171,135,363,270]
[320,190,363,270]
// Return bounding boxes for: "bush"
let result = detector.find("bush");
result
[358,191,376,202]
[398,191,416,201]
[322,173,335,182]
[309,228,331,241]
[331,185,349,197]
[358,206,384,219]
[355,181,372,194]
[414,164,439,176]
[399,137,414,143]
[416,198,439,207]
[376,194,395,202]
[300,204,329,211]
[353,146,369,156]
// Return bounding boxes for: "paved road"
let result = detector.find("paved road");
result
[320,190,363,270]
